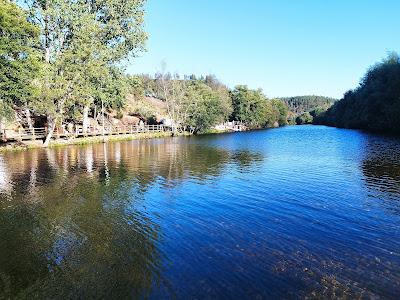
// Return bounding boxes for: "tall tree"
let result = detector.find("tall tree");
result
[0,0,40,131]
[321,52,400,133]
[231,85,271,127]
[271,99,289,126]
[158,68,187,133]
[24,0,147,146]
[184,81,230,133]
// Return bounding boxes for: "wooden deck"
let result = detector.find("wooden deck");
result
[0,124,166,142]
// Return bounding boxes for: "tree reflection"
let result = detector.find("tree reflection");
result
[360,136,400,214]
[0,137,264,297]
[0,171,163,298]
[229,150,264,171]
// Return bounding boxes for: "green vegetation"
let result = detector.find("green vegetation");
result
[129,74,289,132]
[319,52,400,133]
[0,0,40,121]
[0,0,147,146]
[26,0,147,146]
[295,112,314,125]
[2,1,400,149]
[0,0,291,145]
[230,85,286,128]
[280,96,337,115]
[184,81,230,133]
[280,95,336,125]
[2,0,335,148]
[271,99,289,126]
[141,72,234,133]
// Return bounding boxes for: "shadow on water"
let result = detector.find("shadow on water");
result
[0,138,264,298]
[361,134,400,215]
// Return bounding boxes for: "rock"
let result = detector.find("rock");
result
[111,118,122,126]
[121,115,140,125]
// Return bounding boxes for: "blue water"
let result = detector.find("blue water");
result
[0,126,399,298]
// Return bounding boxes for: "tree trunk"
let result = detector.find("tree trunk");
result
[0,118,4,141]
[43,116,56,147]
[25,108,34,131]
[82,105,89,134]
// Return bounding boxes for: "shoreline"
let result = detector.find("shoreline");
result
[0,126,282,153]
[0,131,183,153]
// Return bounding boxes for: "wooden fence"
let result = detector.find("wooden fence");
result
[0,124,166,142]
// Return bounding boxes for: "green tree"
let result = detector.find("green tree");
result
[280,95,336,115]
[322,52,400,133]
[24,0,147,146]
[310,106,327,124]
[230,85,274,127]
[184,81,230,133]
[295,112,313,125]
[0,0,40,128]
[271,99,289,126]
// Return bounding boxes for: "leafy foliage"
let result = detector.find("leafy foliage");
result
[296,112,313,125]
[184,81,230,133]
[127,75,291,132]
[320,52,400,133]
[16,0,147,144]
[2,0,300,143]
[230,86,269,127]
[230,85,287,128]
[280,95,336,115]
[0,0,40,120]
[271,99,289,126]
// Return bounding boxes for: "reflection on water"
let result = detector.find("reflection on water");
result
[0,127,400,299]
[0,138,263,298]
[361,135,400,215]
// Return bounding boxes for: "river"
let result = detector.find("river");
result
[0,125,399,299]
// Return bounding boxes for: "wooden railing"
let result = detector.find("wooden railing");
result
[0,124,166,142]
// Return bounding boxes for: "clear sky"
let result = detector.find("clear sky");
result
[127,0,400,99]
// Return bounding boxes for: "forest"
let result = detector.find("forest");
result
[278,96,335,125]
[317,52,400,133]
[280,96,336,115]
[0,0,289,146]
[129,73,290,133]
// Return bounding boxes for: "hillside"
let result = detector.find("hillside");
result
[124,95,168,122]
[280,96,337,115]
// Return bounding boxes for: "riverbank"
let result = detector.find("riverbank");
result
[0,123,281,153]
[0,126,286,153]
[0,131,180,152]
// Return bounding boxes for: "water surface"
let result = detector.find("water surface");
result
[1,126,400,299]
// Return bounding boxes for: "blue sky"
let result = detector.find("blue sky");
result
[127,0,400,99]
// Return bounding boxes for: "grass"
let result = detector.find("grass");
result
[201,128,232,135]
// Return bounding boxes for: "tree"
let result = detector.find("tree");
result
[271,99,289,126]
[158,71,187,133]
[24,0,147,146]
[280,95,336,115]
[295,112,313,125]
[0,0,40,129]
[184,81,230,133]
[321,52,400,133]
[230,85,273,127]
[310,106,328,124]
[141,70,233,133]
